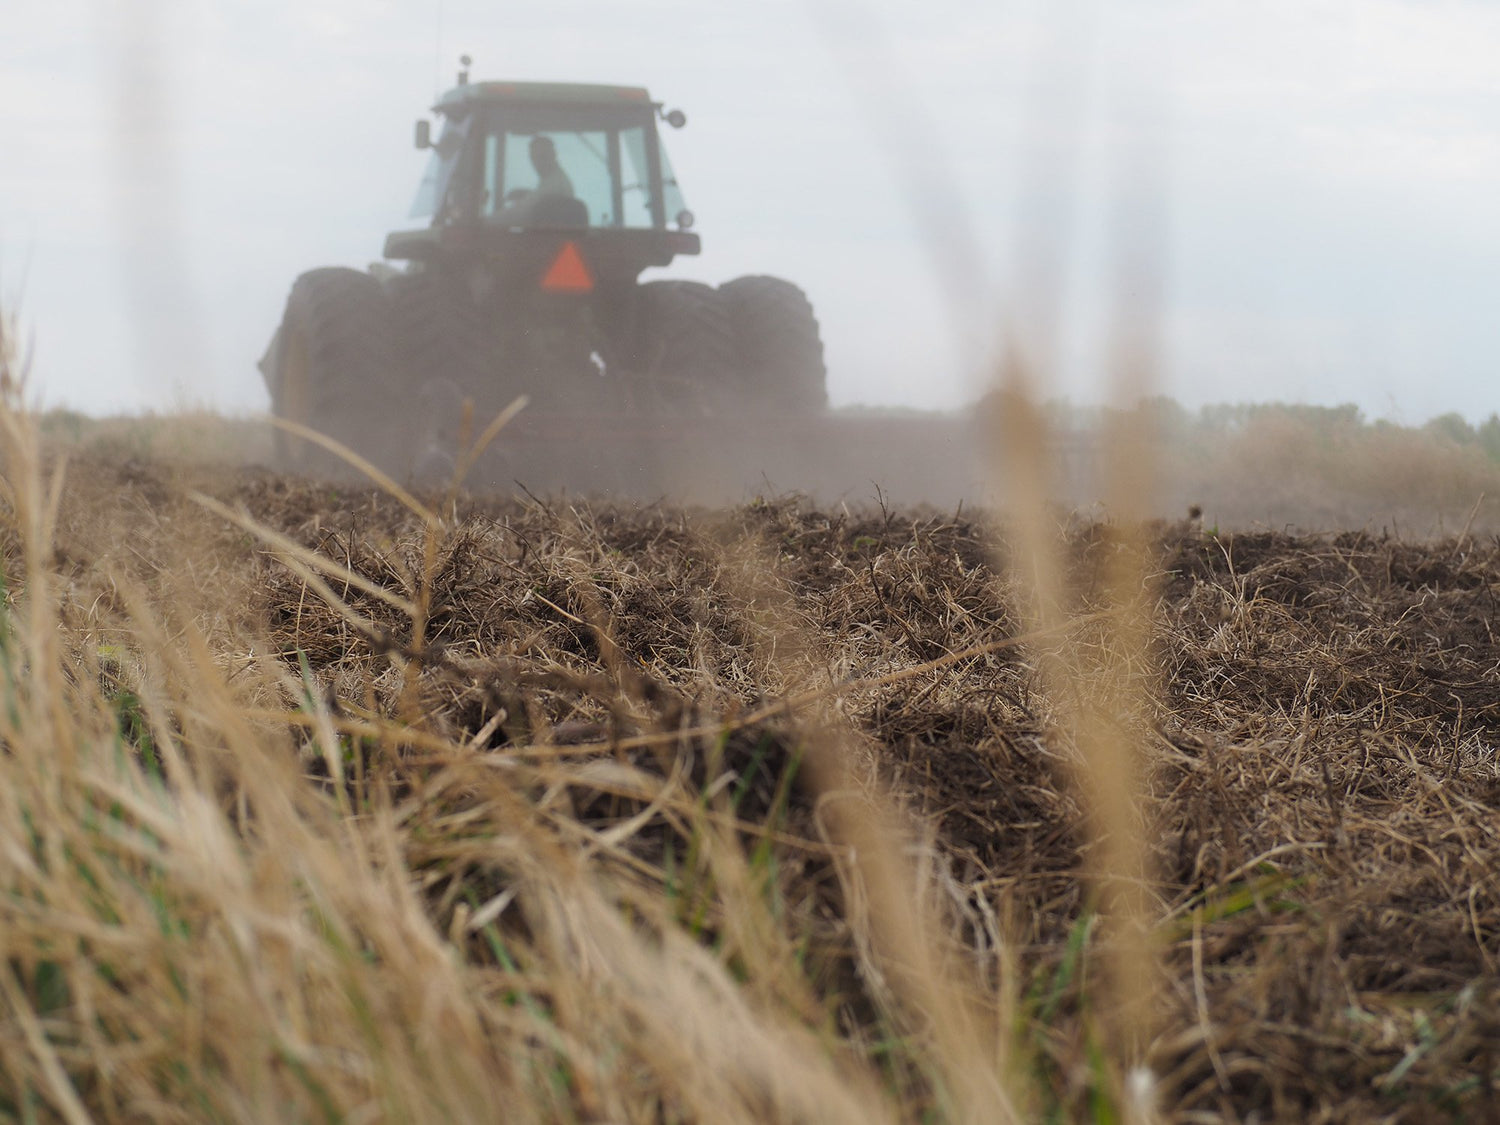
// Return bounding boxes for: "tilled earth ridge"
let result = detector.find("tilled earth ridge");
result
[39,454,1500,1121]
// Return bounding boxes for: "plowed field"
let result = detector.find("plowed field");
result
[8,444,1500,1122]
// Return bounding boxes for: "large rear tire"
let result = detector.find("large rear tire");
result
[388,268,495,399]
[385,269,499,472]
[265,268,404,475]
[718,275,827,413]
[634,280,736,416]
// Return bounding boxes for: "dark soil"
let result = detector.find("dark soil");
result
[49,453,1500,1122]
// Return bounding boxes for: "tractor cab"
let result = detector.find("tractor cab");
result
[384,78,701,279]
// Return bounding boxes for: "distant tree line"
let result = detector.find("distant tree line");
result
[1039,397,1500,462]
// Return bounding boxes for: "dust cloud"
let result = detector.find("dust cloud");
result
[35,397,1500,539]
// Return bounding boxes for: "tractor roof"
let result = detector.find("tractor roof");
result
[434,81,654,113]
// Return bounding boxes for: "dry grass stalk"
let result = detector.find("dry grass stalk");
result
[988,352,1163,1121]
[707,532,1024,1122]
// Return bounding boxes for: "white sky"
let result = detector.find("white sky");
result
[2,0,1498,422]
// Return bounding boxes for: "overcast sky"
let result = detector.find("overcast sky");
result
[3,0,1498,422]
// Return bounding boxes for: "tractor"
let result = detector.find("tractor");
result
[261,60,828,484]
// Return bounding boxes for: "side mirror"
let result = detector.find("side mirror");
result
[663,108,686,129]
[415,119,432,150]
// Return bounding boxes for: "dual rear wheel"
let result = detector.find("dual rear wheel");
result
[634,274,827,415]
[717,275,828,413]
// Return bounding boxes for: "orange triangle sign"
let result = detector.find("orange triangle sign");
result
[540,241,594,292]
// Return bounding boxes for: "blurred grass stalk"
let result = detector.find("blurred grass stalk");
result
[990,165,1166,1120]
[816,0,1167,1111]
[805,0,1168,1113]
[712,538,1026,1122]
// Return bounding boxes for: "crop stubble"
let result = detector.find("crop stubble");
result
[14,448,1500,1121]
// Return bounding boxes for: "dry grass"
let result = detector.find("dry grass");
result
[4,361,1500,1120]
[35,410,273,468]
[1134,402,1500,536]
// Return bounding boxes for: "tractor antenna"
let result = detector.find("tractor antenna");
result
[457,54,472,86]
[432,0,444,98]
